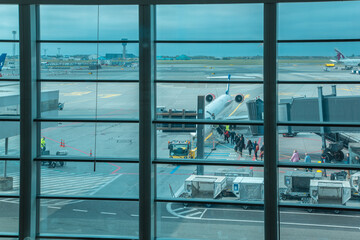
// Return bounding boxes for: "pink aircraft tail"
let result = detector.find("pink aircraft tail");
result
[335,48,346,60]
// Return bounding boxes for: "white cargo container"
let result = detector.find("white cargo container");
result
[214,168,253,190]
[184,175,226,199]
[232,177,264,201]
[309,180,351,205]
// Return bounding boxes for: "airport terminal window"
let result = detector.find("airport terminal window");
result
[1,1,360,240]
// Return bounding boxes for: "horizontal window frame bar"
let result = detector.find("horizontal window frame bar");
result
[35,118,139,123]
[279,202,360,212]
[0,117,20,121]
[278,162,360,170]
[154,118,263,125]
[0,157,20,161]
[155,79,263,84]
[0,233,18,238]
[0,79,19,82]
[38,40,139,44]
[277,121,360,127]
[156,197,264,207]
[38,79,139,83]
[154,158,264,167]
[34,156,139,163]
[0,194,19,198]
[278,38,360,43]
[38,195,139,202]
[278,80,360,85]
[155,40,263,43]
[0,39,18,43]
[37,233,138,240]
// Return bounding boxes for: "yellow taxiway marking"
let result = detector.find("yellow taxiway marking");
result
[63,91,92,96]
[204,132,213,142]
[98,94,122,99]
[338,88,358,92]
[279,92,295,96]
[228,94,250,117]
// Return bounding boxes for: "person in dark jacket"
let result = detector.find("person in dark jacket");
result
[238,136,245,157]
[253,141,259,160]
[246,140,253,156]
[230,131,236,145]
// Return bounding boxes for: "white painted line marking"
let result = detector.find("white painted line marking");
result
[173,207,185,212]
[47,206,61,209]
[73,209,88,213]
[178,208,199,215]
[162,216,179,219]
[131,214,139,217]
[200,209,208,218]
[101,212,117,215]
[187,211,202,217]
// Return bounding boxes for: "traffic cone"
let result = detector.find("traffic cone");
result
[90,149,92,156]
[60,139,63,147]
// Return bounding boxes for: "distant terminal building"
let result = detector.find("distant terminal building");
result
[105,53,136,59]
[157,56,175,60]
[175,54,191,60]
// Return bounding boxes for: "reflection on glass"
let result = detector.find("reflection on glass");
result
[41,82,139,118]
[0,161,19,195]
[278,42,360,81]
[39,162,138,198]
[157,202,264,240]
[0,198,19,233]
[279,127,360,165]
[0,123,20,157]
[156,43,263,80]
[0,5,19,40]
[157,4,263,40]
[280,207,360,240]
[279,1,360,40]
[41,122,139,158]
[39,200,138,237]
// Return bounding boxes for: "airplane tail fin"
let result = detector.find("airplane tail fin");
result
[335,48,346,61]
[0,53,7,71]
[225,74,230,95]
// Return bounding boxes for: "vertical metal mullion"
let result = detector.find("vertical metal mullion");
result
[139,3,156,240]
[264,2,278,240]
[19,4,38,240]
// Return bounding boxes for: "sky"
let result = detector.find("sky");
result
[1,2,360,57]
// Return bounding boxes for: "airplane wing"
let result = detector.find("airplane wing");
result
[207,76,256,79]
[330,59,337,63]
[225,115,248,120]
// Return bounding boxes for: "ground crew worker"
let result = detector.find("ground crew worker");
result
[41,137,46,152]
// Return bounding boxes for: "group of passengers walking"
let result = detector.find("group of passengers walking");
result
[233,133,264,160]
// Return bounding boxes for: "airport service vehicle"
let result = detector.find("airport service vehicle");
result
[280,171,322,200]
[321,142,345,163]
[182,175,227,200]
[168,140,196,159]
[350,172,360,199]
[232,177,264,203]
[305,180,351,213]
[215,168,253,192]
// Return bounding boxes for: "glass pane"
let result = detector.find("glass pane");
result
[157,123,264,161]
[278,42,360,82]
[279,167,360,207]
[0,82,19,115]
[278,84,360,123]
[40,5,98,40]
[156,43,263,81]
[99,5,138,40]
[0,122,20,157]
[39,199,138,237]
[279,126,360,165]
[0,5,18,40]
[41,122,139,158]
[279,1,360,40]
[0,43,19,79]
[40,43,139,80]
[41,82,139,119]
[157,164,263,201]
[40,162,138,198]
[157,202,264,240]
[157,4,263,40]
[0,198,19,233]
[280,207,360,240]
[0,160,19,195]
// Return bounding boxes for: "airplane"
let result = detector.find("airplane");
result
[330,49,360,70]
[0,53,7,74]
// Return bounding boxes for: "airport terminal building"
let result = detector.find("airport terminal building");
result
[1,1,360,240]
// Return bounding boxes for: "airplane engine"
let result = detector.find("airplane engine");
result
[205,93,216,103]
[234,94,244,103]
